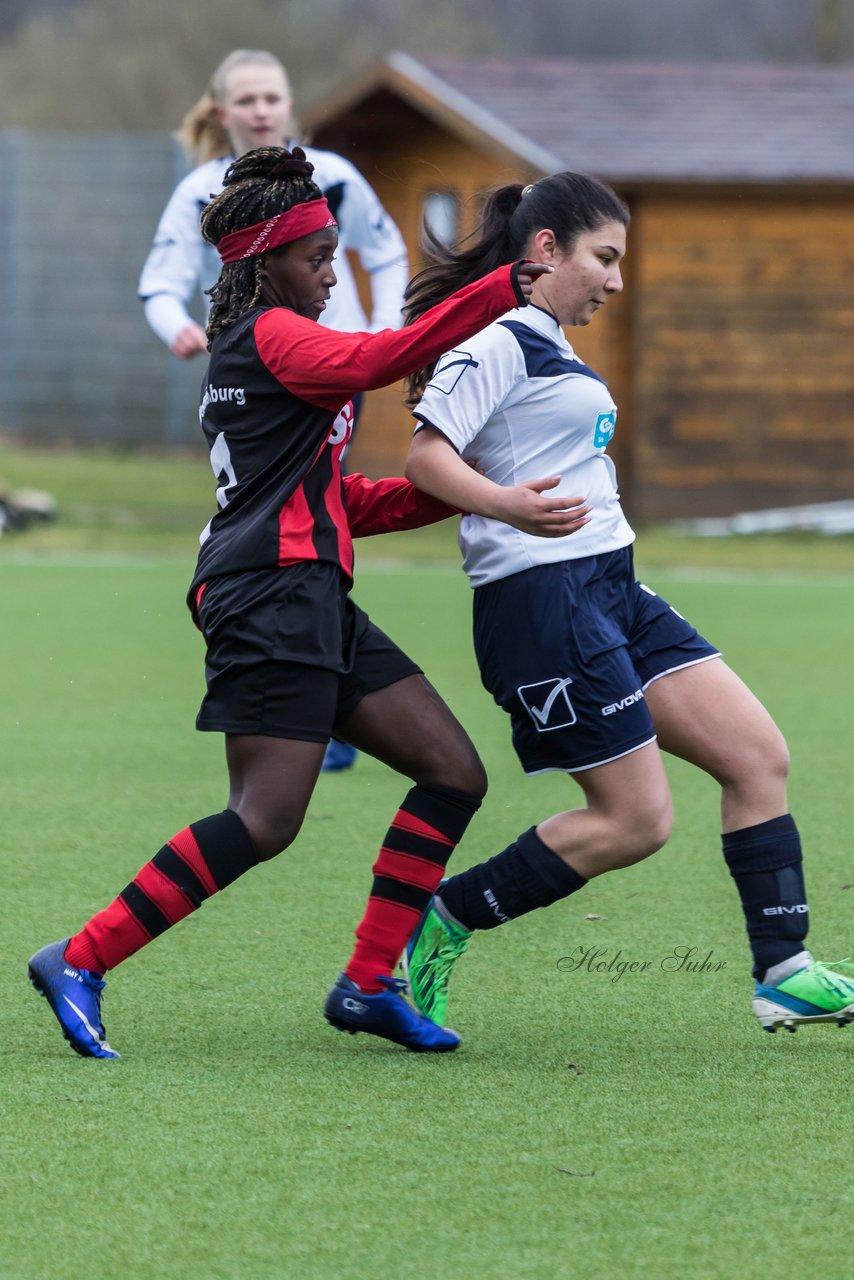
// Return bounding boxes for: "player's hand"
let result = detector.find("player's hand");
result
[513,261,553,302]
[492,476,590,538]
[170,322,209,360]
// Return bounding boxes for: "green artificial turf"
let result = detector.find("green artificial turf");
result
[2,446,854,1279]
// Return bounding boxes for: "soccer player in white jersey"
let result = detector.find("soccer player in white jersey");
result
[401,171,854,1035]
[139,48,408,360]
[139,48,408,771]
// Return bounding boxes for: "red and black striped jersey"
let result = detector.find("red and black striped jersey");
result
[188,263,525,598]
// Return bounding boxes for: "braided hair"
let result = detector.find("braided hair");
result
[404,172,629,405]
[201,146,323,342]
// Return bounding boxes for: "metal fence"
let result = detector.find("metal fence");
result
[0,130,205,448]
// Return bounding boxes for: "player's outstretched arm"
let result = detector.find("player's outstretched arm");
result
[406,426,589,539]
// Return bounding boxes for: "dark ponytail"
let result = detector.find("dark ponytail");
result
[403,183,524,339]
[404,171,629,405]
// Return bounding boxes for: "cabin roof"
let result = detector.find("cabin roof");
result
[305,51,854,184]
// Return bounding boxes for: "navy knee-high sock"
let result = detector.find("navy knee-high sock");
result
[722,814,809,980]
[439,826,587,931]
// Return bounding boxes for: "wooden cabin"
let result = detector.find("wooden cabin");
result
[304,53,854,522]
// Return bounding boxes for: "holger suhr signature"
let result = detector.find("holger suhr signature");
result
[557,945,727,983]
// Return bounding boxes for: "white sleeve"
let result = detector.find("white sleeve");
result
[142,293,197,347]
[364,257,409,332]
[333,160,409,331]
[137,172,210,347]
[414,326,523,453]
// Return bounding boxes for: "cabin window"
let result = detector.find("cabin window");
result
[423,190,460,245]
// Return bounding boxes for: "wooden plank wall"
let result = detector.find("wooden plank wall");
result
[631,193,854,521]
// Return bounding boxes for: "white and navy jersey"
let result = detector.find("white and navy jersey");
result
[187,265,523,602]
[139,146,409,347]
[413,304,635,587]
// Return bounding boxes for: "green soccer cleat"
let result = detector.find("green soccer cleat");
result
[402,896,471,1026]
[753,955,854,1033]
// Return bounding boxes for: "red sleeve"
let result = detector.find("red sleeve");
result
[343,473,459,537]
[253,264,521,410]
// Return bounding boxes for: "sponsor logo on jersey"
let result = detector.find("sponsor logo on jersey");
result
[593,409,616,449]
[328,402,354,446]
[199,384,247,422]
[517,676,577,732]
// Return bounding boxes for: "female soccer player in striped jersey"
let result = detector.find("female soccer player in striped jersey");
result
[27,147,577,1059]
[139,47,413,772]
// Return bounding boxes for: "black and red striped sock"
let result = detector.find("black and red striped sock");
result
[345,784,481,993]
[64,810,258,974]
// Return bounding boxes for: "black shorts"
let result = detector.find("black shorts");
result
[193,562,421,740]
[473,547,719,774]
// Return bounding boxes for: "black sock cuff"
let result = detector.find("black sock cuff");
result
[517,826,588,897]
[401,784,482,844]
[722,813,801,875]
[189,809,259,890]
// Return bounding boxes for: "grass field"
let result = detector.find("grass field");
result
[3,443,854,1279]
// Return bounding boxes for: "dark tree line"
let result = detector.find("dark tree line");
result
[1,0,852,131]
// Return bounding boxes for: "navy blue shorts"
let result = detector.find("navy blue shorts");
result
[472,546,719,774]
[194,563,420,740]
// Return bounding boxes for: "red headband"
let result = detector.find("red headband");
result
[215,198,337,263]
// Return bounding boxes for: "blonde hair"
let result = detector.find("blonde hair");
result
[176,49,294,166]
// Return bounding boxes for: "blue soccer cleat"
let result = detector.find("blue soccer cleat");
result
[753,953,854,1033]
[324,973,460,1052]
[321,740,358,772]
[28,939,120,1059]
